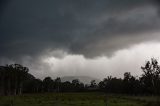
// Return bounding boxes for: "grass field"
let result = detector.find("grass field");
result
[0,92,160,106]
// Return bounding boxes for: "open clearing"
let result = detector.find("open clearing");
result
[0,92,159,106]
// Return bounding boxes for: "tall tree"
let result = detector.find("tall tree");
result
[0,64,29,95]
[141,58,160,95]
[123,72,138,94]
[55,77,61,92]
[43,77,54,92]
[90,80,97,88]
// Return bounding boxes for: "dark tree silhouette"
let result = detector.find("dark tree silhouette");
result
[123,72,140,94]
[0,64,29,95]
[141,58,160,95]
[43,77,54,92]
[1,59,160,96]
[54,77,61,92]
[90,80,97,88]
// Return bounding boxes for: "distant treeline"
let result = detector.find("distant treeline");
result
[0,58,160,96]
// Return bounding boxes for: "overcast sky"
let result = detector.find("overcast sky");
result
[1,0,160,79]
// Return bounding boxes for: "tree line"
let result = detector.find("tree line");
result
[0,58,160,96]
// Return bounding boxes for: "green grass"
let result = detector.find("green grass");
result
[0,92,159,106]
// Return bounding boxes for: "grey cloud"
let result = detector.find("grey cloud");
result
[0,0,160,59]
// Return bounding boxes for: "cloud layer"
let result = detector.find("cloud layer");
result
[1,1,160,79]
[1,0,160,58]
[1,42,160,79]
[29,42,160,79]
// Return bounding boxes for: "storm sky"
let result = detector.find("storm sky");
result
[1,0,160,79]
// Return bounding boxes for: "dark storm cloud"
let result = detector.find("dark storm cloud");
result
[0,0,10,11]
[0,0,160,58]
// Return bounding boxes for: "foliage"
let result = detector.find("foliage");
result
[0,58,160,95]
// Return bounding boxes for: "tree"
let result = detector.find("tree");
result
[90,80,97,88]
[43,77,54,92]
[123,72,139,94]
[72,79,79,86]
[141,58,160,95]
[61,81,72,92]
[0,64,29,95]
[11,64,29,95]
[0,66,5,95]
[72,79,80,91]
[54,77,61,92]
[98,76,123,93]
[23,78,43,93]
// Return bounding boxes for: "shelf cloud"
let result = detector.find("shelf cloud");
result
[1,0,160,79]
